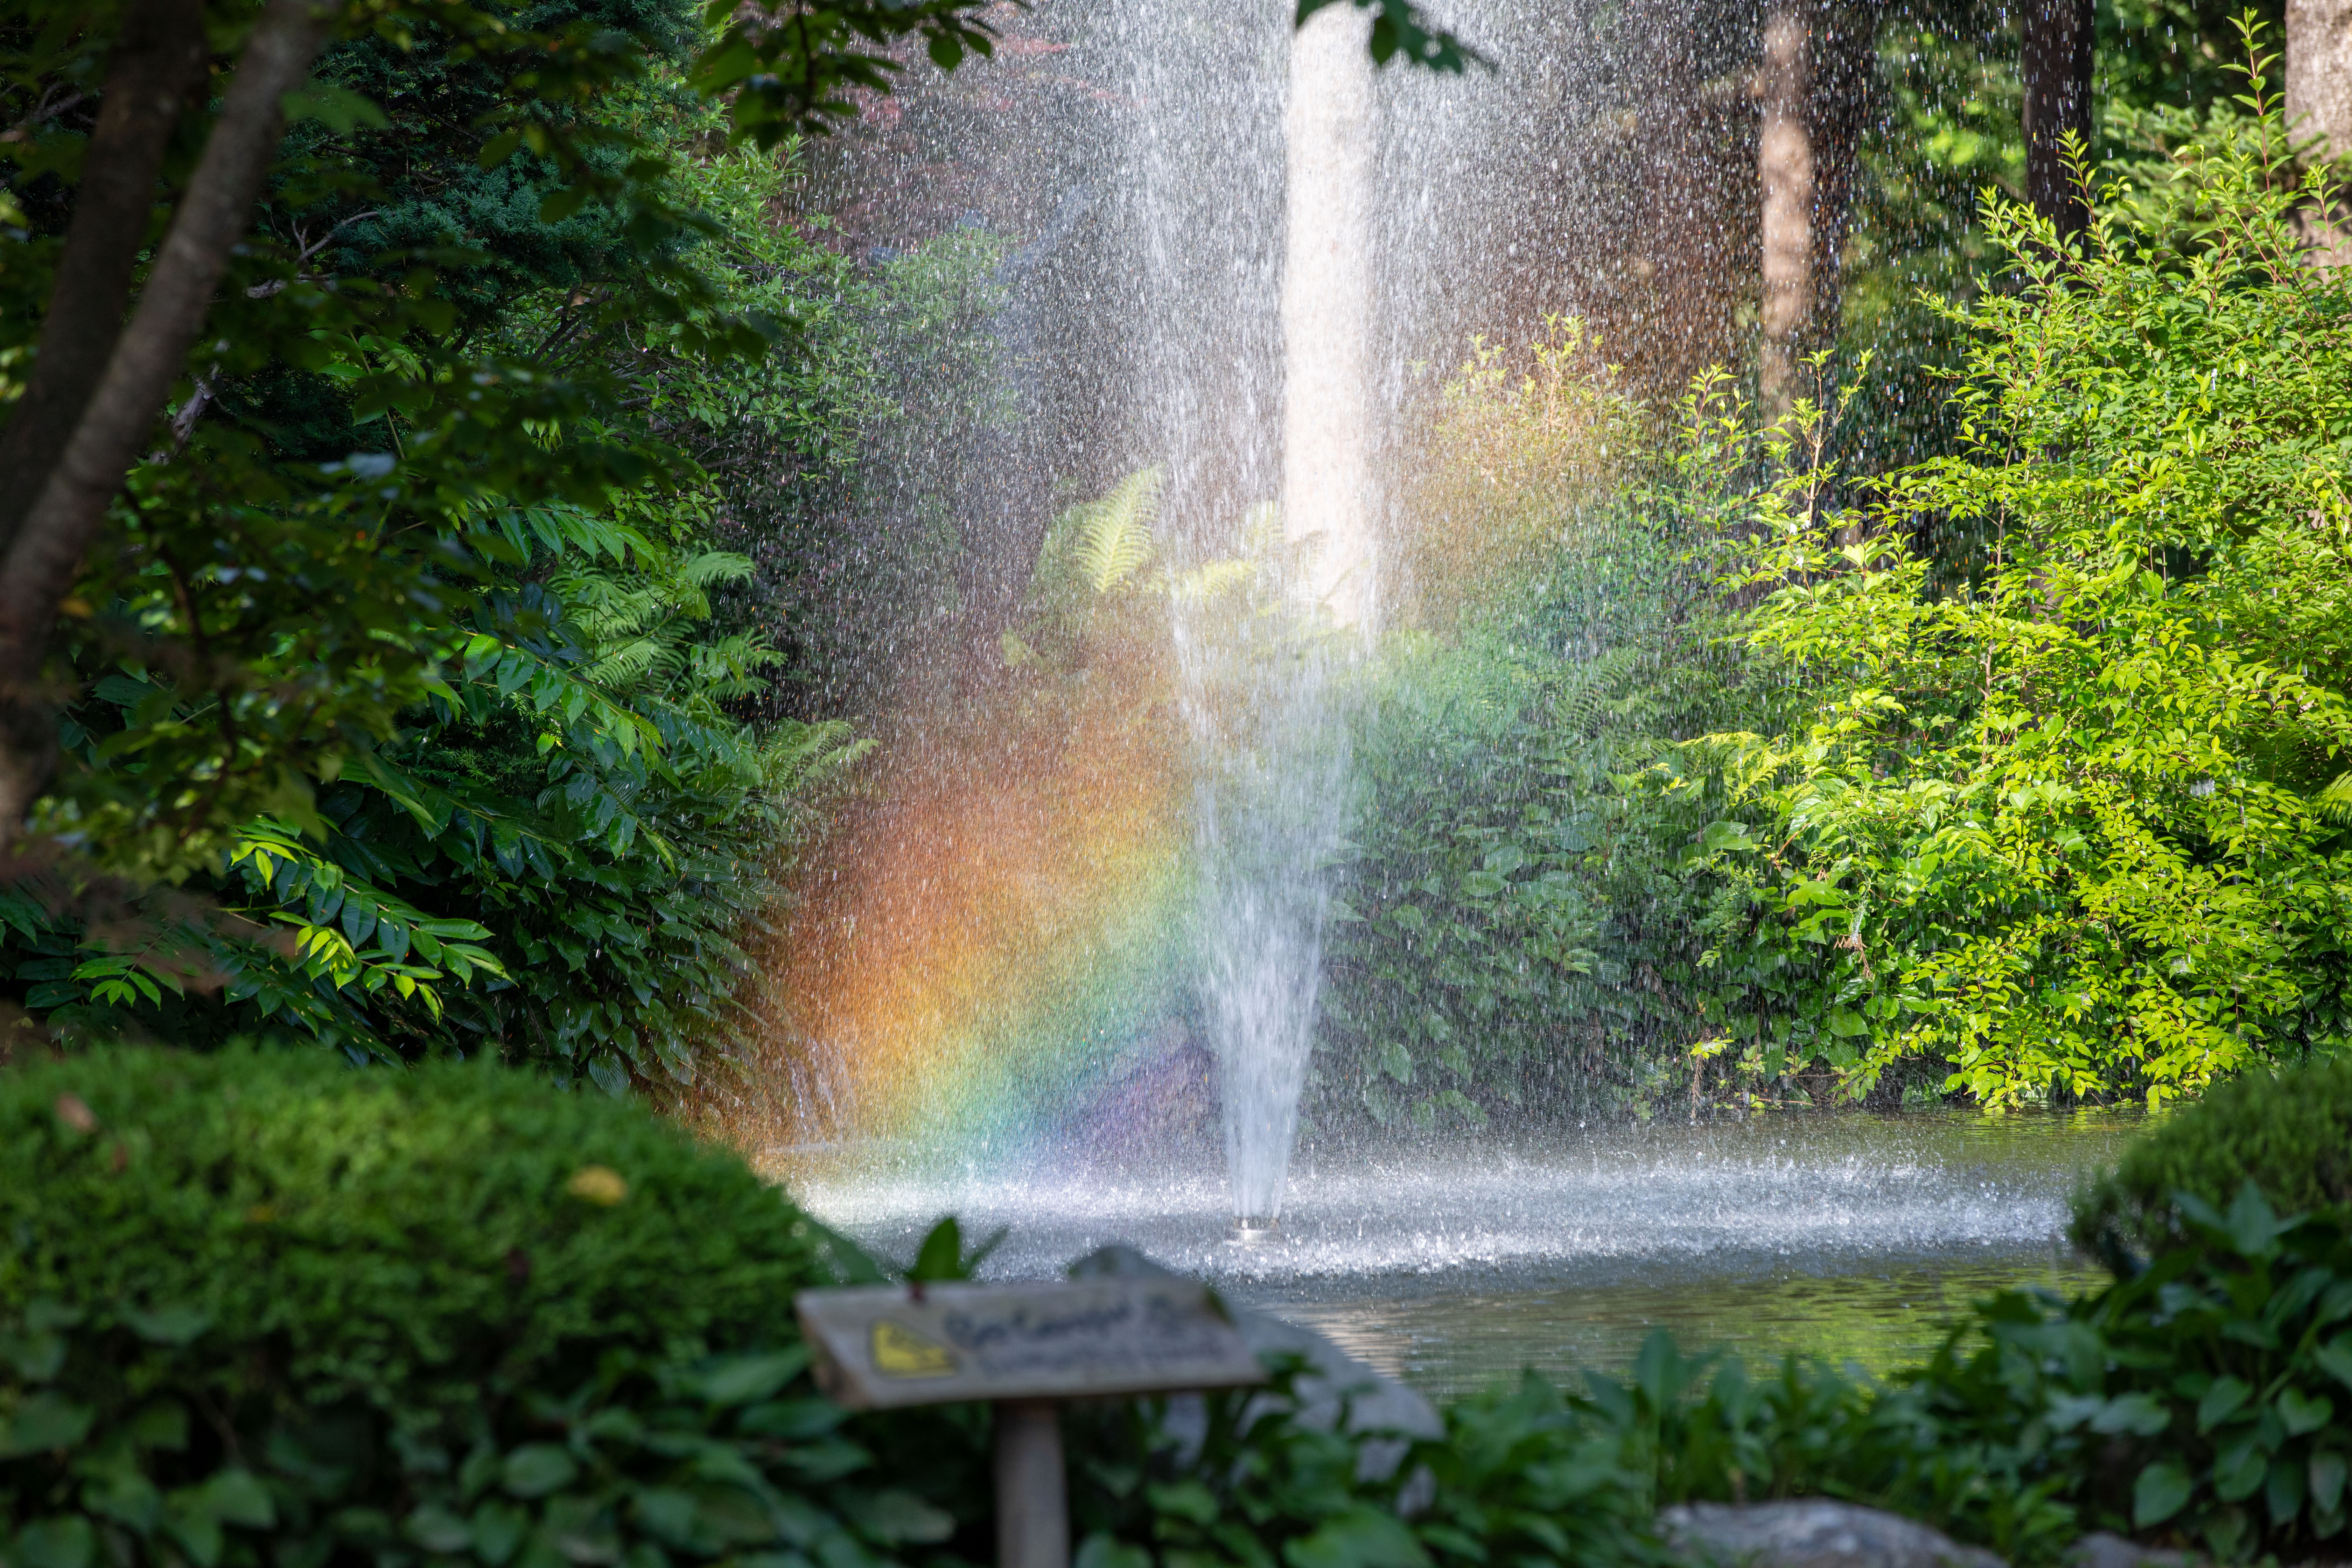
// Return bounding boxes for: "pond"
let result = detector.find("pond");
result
[787,1107,2139,1398]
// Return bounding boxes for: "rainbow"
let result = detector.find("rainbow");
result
[767,679,1211,1165]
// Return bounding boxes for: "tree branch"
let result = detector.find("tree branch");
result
[0,0,210,555]
[0,0,336,847]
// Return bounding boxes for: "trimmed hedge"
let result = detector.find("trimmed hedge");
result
[2072,1057,2352,1263]
[0,1047,971,1568]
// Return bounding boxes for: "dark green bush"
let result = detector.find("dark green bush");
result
[0,1048,977,1568]
[1900,1194,2352,1564]
[2071,1057,2352,1262]
[1070,1357,1673,1568]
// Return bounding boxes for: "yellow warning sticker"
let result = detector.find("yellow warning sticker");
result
[871,1319,958,1378]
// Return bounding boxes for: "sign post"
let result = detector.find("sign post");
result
[796,1277,1267,1568]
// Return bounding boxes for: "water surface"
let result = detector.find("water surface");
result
[788,1108,2137,1395]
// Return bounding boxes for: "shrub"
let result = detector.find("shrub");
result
[2072,1056,2352,1261]
[1693,36,2352,1110]
[1069,1358,1674,1568]
[1323,371,1784,1128]
[1898,1196,2352,1564]
[0,1047,974,1568]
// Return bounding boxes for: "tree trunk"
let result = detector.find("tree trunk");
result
[1757,0,1813,419]
[0,0,210,560]
[0,0,334,848]
[2288,0,2352,264]
[2022,0,2094,243]
[2289,0,2352,161]
[1807,2,1876,341]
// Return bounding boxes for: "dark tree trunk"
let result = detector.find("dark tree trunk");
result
[0,0,209,558]
[2022,0,2094,241]
[0,0,331,847]
[1807,1,1877,338]
[1757,0,1813,417]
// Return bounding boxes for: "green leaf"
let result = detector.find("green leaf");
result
[1075,1534,1152,1568]
[1379,1040,1413,1085]
[2,1328,65,1380]
[1142,1482,1218,1528]
[1826,1007,1868,1038]
[127,1401,190,1451]
[695,1349,809,1406]
[539,185,592,225]
[1700,820,1756,855]
[2091,1392,2173,1437]
[2311,1450,2347,1516]
[123,1305,212,1345]
[737,1399,844,1440]
[1283,1506,1430,1568]
[86,1470,162,1530]
[2316,1336,2352,1392]
[280,83,388,133]
[2222,1181,2287,1256]
[2199,1376,2253,1432]
[841,1489,953,1545]
[502,1444,580,1498]
[2215,1438,2268,1502]
[909,1218,965,1282]
[4,1393,94,1455]
[478,130,522,169]
[2279,1387,2335,1436]
[2135,1461,2194,1527]
[2268,1457,2308,1525]
[472,1502,529,1566]
[14,1517,95,1568]
[198,1468,275,1529]
[406,1505,473,1554]
[630,1489,700,1549]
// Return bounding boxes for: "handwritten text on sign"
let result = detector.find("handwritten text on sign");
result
[794,1278,1267,1409]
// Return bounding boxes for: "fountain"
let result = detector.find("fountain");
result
[1181,3,1381,1243]
[751,0,2136,1387]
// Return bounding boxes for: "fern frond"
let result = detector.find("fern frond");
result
[1073,466,1163,595]
[2317,770,2352,822]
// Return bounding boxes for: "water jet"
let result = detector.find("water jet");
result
[1226,1216,1283,1245]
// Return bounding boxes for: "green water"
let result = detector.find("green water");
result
[1270,1253,2106,1399]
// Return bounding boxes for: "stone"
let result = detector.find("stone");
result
[1660,1500,2007,1568]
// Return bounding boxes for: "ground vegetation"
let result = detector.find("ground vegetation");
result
[9,1050,2347,1568]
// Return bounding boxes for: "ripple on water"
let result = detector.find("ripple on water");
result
[781,1110,2138,1387]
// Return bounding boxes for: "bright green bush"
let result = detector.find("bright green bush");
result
[1693,39,2352,1109]
[0,1048,971,1568]
[2072,1057,2352,1260]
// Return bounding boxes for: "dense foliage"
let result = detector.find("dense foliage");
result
[2073,1055,2352,1258]
[1698,55,2352,1108]
[0,4,903,1084]
[1340,41,2352,1118]
[13,1049,2351,1568]
[1317,353,1777,1127]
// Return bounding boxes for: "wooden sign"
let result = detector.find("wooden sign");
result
[793,1276,1266,1410]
